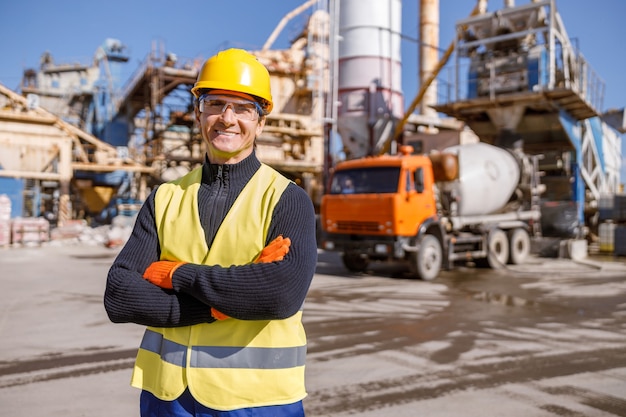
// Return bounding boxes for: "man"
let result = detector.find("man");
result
[104,48,317,417]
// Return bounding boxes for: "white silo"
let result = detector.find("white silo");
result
[336,0,403,159]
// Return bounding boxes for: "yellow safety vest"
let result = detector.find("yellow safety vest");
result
[131,164,307,410]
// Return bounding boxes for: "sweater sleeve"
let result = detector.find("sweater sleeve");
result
[103,190,215,327]
[172,183,318,321]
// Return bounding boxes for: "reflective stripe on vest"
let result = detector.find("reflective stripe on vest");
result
[131,164,307,411]
[140,328,306,369]
[139,329,187,366]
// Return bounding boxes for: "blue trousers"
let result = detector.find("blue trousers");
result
[140,389,305,417]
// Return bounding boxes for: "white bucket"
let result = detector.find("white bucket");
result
[599,222,615,253]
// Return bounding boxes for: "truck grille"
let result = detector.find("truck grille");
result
[336,221,380,233]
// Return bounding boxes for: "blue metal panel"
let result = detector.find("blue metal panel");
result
[570,161,585,226]
[559,110,581,154]
[467,68,478,99]
[103,120,130,147]
[558,110,584,225]
[0,177,24,218]
[527,47,547,91]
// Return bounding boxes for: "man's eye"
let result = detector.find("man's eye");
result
[206,101,225,109]
[234,104,251,113]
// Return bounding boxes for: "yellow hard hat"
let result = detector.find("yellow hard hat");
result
[192,48,273,114]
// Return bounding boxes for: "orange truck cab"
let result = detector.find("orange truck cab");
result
[320,146,447,280]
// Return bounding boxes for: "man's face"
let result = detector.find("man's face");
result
[196,92,265,164]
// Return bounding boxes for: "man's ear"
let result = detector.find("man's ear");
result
[256,116,266,136]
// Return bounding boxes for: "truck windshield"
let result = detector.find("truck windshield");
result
[329,167,401,194]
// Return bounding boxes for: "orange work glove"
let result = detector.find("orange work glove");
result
[143,261,186,289]
[211,235,291,321]
[210,307,230,321]
[255,235,291,263]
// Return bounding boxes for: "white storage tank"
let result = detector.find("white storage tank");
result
[599,221,616,253]
[0,194,11,221]
[336,0,403,159]
[0,194,10,247]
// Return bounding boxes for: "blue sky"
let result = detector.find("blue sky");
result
[0,0,624,135]
[1,0,624,112]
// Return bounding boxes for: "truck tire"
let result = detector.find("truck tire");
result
[477,228,509,269]
[410,234,442,281]
[508,228,530,265]
[342,253,368,272]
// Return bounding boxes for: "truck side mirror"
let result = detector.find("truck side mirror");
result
[414,168,424,193]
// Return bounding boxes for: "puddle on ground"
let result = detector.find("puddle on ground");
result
[470,290,539,308]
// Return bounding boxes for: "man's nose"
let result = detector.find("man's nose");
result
[219,104,237,122]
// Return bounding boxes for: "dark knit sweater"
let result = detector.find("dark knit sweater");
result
[104,152,317,327]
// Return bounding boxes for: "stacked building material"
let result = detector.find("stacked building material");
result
[597,194,626,256]
[0,194,10,247]
[11,217,49,246]
[613,195,626,256]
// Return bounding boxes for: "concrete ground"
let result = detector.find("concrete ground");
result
[1,243,625,416]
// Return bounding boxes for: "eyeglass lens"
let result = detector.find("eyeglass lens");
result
[200,98,259,120]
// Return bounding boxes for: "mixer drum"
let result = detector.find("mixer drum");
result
[443,142,520,216]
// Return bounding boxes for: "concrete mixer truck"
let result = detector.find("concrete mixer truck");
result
[319,142,544,280]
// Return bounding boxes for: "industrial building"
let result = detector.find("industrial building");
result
[0,0,624,254]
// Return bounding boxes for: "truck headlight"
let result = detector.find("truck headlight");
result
[374,244,388,254]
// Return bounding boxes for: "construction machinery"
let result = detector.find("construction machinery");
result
[432,0,622,238]
[1,0,622,255]
[2,2,329,225]
[320,140,543,280]
[319,0,623,275]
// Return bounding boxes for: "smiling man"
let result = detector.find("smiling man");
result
[104,48,318,417]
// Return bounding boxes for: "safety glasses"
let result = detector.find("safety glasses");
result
[198,94,262,121]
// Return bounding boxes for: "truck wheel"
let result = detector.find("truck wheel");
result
[508,228,530,265]
[410,234,442,281]
[477,228,509,269]
[342,253,368,272]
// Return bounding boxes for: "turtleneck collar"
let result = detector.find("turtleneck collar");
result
[201,151,261,185]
